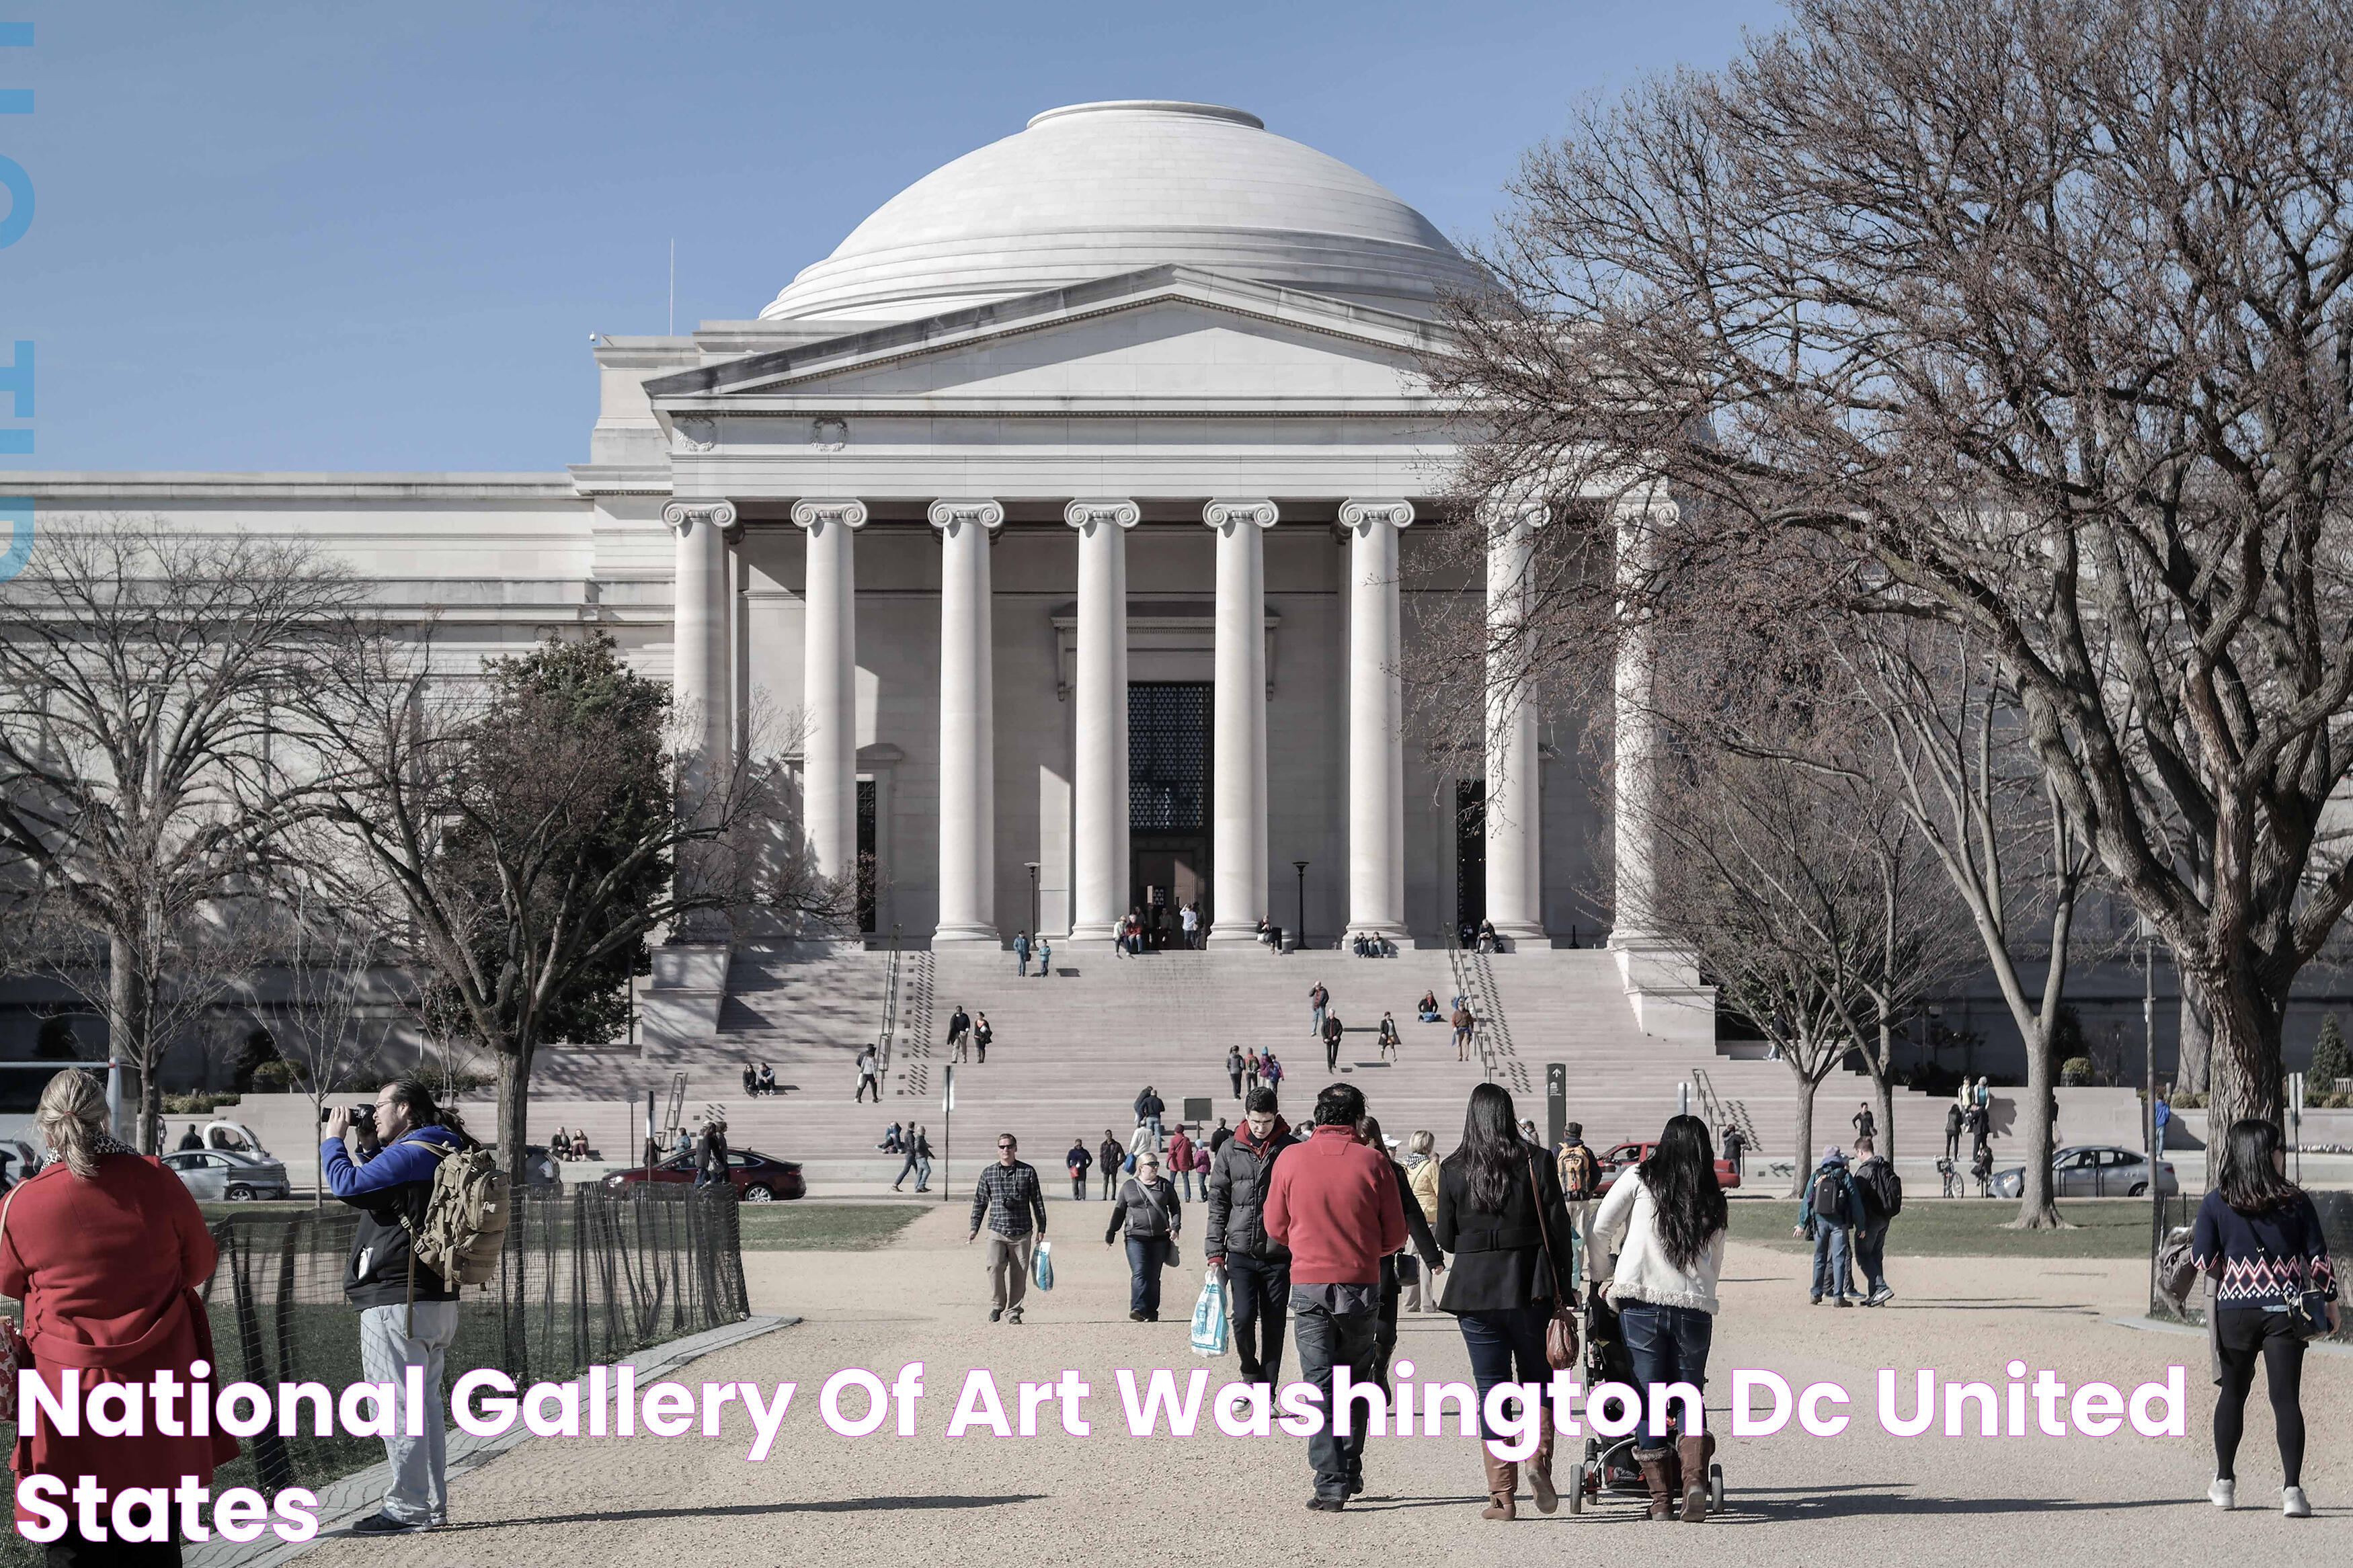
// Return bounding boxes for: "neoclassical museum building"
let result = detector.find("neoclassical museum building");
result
[16,101,1625,960]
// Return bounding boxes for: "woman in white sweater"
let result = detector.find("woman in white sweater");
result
[1589,1114,1728,1522]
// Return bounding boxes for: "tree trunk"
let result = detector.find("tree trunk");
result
[495,1042,534,1190]
[1788,1064,1819,1198]
[2192,964,2284,1135]
[107,935,146,1147]
[2007,1014,2066,1229]
[1873,1069,1896,1164]
[2177,983,2212,1100]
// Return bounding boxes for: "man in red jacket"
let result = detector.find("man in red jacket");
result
[1263,1081,1406,1512]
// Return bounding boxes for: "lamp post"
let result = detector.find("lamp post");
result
[1024,862,1041,939]
[1293,860,1310,953]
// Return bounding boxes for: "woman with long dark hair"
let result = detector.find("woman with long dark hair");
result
[2193,1118,2338,1517]
[1590,1113,1730,1522]
[1435,1082,1573,1521]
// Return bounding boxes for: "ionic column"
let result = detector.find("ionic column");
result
[1485,501,1550,945]
[930,499,1003,944]
[1205,499,1277,943]
[1611,501,1664,944]
[1065,500,1139,941]
[664,500,737,799]
[1341,499,1413,942]
[790,498,867,884]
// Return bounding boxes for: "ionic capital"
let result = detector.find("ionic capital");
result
[1064,499,1141,532]
[1338,499,1415,535]
[1203,499,1279,532]
[791,498,869,534]
[662,500,738,540]
[928,499,1006,534]
[1484,499,1550,531]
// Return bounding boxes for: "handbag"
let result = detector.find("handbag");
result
[1526,1156,1580,1370]
[1031,1240,1054,1292]
[1190,1270,1230,1357]
[0,1182,27,1421]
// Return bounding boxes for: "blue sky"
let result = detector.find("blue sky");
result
[0,1,1784,472]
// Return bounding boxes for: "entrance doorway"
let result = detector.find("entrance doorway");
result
[1129,682,1211,946]
[1455,778,1486,939]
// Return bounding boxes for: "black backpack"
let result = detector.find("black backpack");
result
[1858,1159,1903,1219]
[1808,1167,1852,1225]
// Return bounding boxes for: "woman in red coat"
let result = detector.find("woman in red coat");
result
[1,1069,237,1565]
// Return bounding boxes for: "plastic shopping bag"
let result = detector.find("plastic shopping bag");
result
[1032,1240,1054,1292]
[1189,1269,1230,1357]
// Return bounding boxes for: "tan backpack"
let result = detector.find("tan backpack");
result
[406,1139,512,1290]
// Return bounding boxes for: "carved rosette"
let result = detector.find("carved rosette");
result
[1203,499,1279,533]
[1062,499,1142,534]
[662,500,738,540]
[790,499,871,534]
[927,499,1006,537]
[1338,499,1415,534]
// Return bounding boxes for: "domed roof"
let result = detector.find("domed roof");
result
[760,101,1485,323]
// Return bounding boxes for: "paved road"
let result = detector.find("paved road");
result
[299,1203,2352,1564]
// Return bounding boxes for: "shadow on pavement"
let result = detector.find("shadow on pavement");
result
[428,1495,1047,1531]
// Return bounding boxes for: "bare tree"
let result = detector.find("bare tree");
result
[285,624,847,1186]
[276,877,391,1205]
[1431,0,2353,1134]
[0,516,362,1149]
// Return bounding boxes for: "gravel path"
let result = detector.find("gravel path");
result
[296,1202,2352,1563]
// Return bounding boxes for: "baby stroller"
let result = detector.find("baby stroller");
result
[1568,1288,1726,1516]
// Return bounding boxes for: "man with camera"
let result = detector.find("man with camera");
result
[320,1079,474,1535]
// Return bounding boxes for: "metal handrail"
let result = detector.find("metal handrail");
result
[874,923,904,1077]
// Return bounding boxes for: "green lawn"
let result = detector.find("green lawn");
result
[736,1202,928,1251]
[1728,1198,2162,1258]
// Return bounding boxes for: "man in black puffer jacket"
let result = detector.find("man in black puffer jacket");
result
[1205,1087,1299,1384]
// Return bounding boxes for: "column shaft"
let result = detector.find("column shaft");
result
[1341,500,1413,940]
[1066,500,1139,940]
[1485,503,1548,943]
[664,501,736,798]
[1206,500,1276,942]
[931,501,1002,943]
[792,499,867,887]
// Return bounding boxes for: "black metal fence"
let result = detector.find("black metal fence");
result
[2149,1189,2352,1344]
[3,1184,748,1511]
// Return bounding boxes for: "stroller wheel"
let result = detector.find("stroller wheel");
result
[1568,1460,1587,1514]
[1711,1462,1725,1514]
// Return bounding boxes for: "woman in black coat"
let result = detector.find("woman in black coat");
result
[1436,1082,1574,1522]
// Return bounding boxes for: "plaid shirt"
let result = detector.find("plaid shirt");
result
[970,1158,1047,1238]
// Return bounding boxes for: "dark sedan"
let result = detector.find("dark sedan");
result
[605,1148,805,1202]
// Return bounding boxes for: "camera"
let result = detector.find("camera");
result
[319,1103,376,1126]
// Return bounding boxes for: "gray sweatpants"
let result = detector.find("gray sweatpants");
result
[360,1301,458,1524]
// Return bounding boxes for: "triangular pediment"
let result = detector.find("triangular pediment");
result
[645,265,1450,409]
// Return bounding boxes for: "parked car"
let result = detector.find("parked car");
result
[605,1148,805,1202]
[1595,1140,1743,1192]
[162,1148,291,1202]
[202,1120,269,1157]
[1992,1145,2178,1198]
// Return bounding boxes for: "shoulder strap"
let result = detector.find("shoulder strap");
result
[1525,1155,1565,1298]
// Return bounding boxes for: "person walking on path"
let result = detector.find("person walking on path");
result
[1720,1122,1747,1186]
[1209,1116,1233,1153]
[892,1124,924,1192]
[1066,1137,1093,1200]
[1590,1112,1730,1522]
[1404,1129,1444,1313]
[1798,1147,1866,1306]
[1181,901,1201,949]
[946,1004,971,1063]
[1098,1130,1123,1199]
[696,1115,730,1189]
[967,1133,1047,1324]
[1453,1001,1476,1061]
[1228,1045,1246,1100]
[1944,1101,1964,1163]
[1106,1152,1183,1320]
[1167,1125,1198,1201]
[1556,1122,1601,1279]
[1359,1114,1443,1395]
[1851,1102,1876,1144]
[1435,1081,1574,1522]
[911,1125,934,1191]
[1377,1012,1400,1061]
[1245,1048,1263,1093]
[1133,1085,1166,1150]
[1014,931,1031,977]
[1263,1051,1285,1094]
[2194,1117,2340,1517]
[1265,1081,1404,1512]
[855,1043,881,1103]
[973,1011,992,1064]
[1850,1135,1902,1305]
[1205,1087,1300,1387]
[1036,937,1051,977]
[1322,1009,1345,1071]
[1,1069,242,1557]
[1309,981,1330,1039]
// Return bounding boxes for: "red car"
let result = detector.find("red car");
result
[1594,1141,1742,1191]
[605,1148,805,1202]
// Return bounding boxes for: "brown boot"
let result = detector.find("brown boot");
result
[1528,1414,1559,1514]
[1480,1449,1517,1520]
[1678,1433,1711,1521]
[1634,1446,1678,1521]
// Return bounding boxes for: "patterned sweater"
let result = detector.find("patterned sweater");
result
[2191,1189,2338,1310]
[969,1159,1047,1239]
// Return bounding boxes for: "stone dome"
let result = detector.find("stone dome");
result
[760,101,1485,323]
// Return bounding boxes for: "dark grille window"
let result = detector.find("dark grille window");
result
[1129,683,1210,833]
[856,778,878,933]
[1455,778,1486,932]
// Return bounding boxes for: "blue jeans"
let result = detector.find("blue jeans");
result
[1176,1169,1195,1201]
[1855,1217,1889,1296]
[1146,1115,1164,1149]
[1126,1237,1169,1317]
[1455,1301,1551,1440]
[1016,954,1029,976]
[1811,1225,1854,1299]
[1311,1004,1326,1038]
[1618,1301,1713,1439]
[1291,1289,1378,1499]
